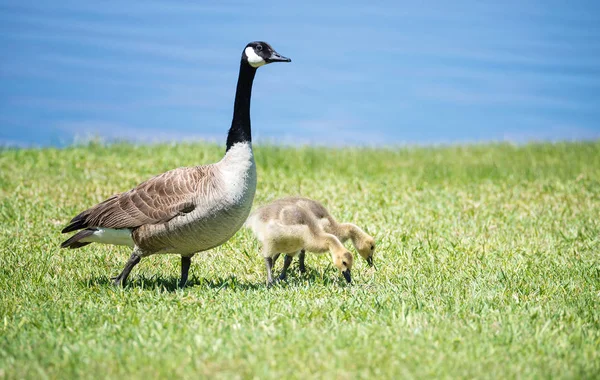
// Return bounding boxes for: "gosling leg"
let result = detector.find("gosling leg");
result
[179,256,192,288]
[264,256,275,286]
[272,253,281,266]
[278,254,294,281]
[298,249,307,274]
[111,253,141,287]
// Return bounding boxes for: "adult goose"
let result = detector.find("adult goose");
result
[60,41,291,287]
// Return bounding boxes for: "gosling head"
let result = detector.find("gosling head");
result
[355,234,376,267]
[333,250,354,283]
[243,41,291,68]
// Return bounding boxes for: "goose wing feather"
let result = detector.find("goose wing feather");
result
[62,166,214,233]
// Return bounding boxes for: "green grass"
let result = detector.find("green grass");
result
[1,141,599,379]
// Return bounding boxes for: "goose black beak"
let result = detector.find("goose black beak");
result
[342,269,351,283]
[267,51,291,63]
[366,256,374,267]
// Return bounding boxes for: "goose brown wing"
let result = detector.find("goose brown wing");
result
[62,166,213,233]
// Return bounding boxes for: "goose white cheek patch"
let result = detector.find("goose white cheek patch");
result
[245,46,265,67]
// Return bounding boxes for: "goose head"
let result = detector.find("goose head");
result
[355,236,376,267]
[243,41,291,68]
[332,250,354,283]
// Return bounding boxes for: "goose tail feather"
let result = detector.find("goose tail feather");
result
[60,228,96,249]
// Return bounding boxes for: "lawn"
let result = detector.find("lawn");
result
[1,141,599,379]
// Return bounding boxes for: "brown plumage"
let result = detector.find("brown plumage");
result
[62,166,208,233]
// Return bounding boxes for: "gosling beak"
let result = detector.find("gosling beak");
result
[266,51,291,63]
[366,256,374,267]
[342,269,351,283]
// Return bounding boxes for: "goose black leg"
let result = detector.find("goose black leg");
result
[179,256,192,288]
[111,253,141,287]
[298,249,306,274]
[265,256,275,286]
[278,254,294,281]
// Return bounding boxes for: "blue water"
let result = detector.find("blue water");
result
[1,0,599,147]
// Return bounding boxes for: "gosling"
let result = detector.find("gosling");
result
[246,201,354,285]
[266,197,376,272]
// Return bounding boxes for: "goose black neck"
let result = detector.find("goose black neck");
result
[226,61,257,151]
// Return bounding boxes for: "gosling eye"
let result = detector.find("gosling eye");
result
[370,245,374,250]
[342,261,348,266]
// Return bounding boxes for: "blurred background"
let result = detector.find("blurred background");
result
[0,0,599,147]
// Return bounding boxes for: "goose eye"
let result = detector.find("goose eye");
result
[256,44,263,52]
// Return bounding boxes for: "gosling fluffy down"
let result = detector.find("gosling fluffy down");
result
[246,200,353,285]
[275,196,376,265]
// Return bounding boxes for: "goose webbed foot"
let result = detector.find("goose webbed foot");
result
[110,275,122,287]
[179,256,192,288]
[278,254,293,281]
[111,253,141,287]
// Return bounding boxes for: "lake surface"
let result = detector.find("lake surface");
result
[1,0,599,147]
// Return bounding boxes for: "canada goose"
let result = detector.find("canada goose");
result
[60,41,291,287]
[280,197,376,267]
[246,201,354,285]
